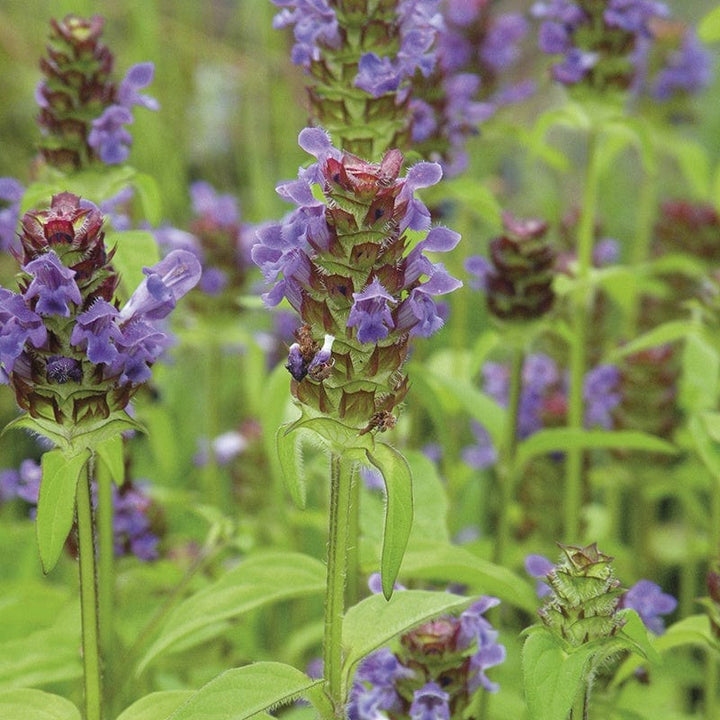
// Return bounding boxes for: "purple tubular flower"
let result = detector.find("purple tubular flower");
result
[0,289,47,376]
[355,53,403,96]
[0,177,24,252]
[112,482,159,560]
[70,299,122,365]
[119,250,202,323]
[117,62,160,111]
[481,14,530,70]
[458,597,506,693]
[88,105,134,165]
[525,553,555,597]
[552,48,598,84]
[112,320,171,384]
[398,265,462,337]
[620,580,677,634]
[271,0,340,67]
[604,0,668,35]
[410,683,450,720]
[399,162,443,232]
[347,279,395,344]
[23,251,82,317]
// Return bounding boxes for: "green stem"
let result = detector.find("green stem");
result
[564,128,601,543]
[77,463,103,720]
[323,453,354,719]
[95,458,116,711]
[493,345,523,566]
[345,472,361,608]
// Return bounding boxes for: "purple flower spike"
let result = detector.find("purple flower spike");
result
[410,683,450,720]
[23,251,82,317]
[620,580,677,635]
[120,250,202,323]
[70,299,122,365]
[117,62,160,110]
[347,279,395,344]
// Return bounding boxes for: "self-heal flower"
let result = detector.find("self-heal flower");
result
[119,250,202,323]
[347,279,396,344]
[620,579,677,635]
[409,683,450,720]
[0,290,47,377]
[70,299,122,365]
[23,251,82,317]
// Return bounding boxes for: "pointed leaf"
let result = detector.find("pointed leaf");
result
[617,609,661,664]
[37,449,91,574]
[168,662,327,720]
[699,6,720,42]
[131,172,163,227]
[400,542,537,613]
[515,428,676,470]
[276,424,306,509]
[365,443,413,599]
[522,628,597,720]
[0,689,81,720]
[138,552,326,673]
[95,434,125,485]
[342,590,472,685]
[116,691,193,720]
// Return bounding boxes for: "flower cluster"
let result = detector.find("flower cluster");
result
[349,593,505,718]
[526,553,677,634]
[252,127,461,431]
[465,213,555,322]
[0,456,161,561]
[531,0,670,91]
[462,354,622,470]
[0,192,200,435]
[36,14,157,170]
[410,2,535,175]
[271,1,442,158]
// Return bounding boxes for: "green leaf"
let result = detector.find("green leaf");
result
[522,628,596,720]
[515,429,676,470]
[400,542,537,614]
[681,332,719,413]
[699,5,720,42]
[342,590,472,686]
[168,662,328,720]
[116,692,194,720]
[94,434,125,485]
[609,320,691,361]
[276,424,306,508]
[131,172,163,227]
[0,688,81,720]
[365,443,413,600]
[37,449,91,574]
[288,415,373,455]
[138,552,326,673]
[107,230,161,303]
[617,609,661,665]
[689,414,720,484]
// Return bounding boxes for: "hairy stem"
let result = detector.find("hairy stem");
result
[95,458,116,711]
[77,462,103,720]
[564,128,601,543]
[323,453,354,718]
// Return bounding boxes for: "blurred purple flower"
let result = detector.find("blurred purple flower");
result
[462,421,497,471]
[620,579,677,634]
[0,178,23,253]
[524,553,555,597]
[650,30,712,100]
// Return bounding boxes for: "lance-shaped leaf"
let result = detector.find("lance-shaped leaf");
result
[0,688,81,720]
[95,434,125,484]
[167,662,329,720]
[276,424,306,509]
[137,552,326,673]
[37,449,91,574]
[342,590,472,691]
[365,442,413,599]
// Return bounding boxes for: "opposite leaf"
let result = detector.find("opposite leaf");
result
[365,442,413,599]
[37,449,91,574]
[116,691,193,720]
